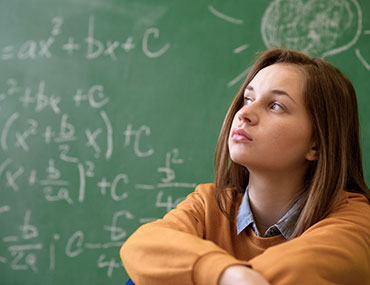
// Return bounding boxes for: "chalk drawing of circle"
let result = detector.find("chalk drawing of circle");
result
[261,0,362,57]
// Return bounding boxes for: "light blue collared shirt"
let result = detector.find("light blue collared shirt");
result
[236,187,300,240]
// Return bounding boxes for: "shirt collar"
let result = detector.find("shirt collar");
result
[236,188,256,235]
[236,186,300,240]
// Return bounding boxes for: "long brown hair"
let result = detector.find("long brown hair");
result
[214,48,370,238]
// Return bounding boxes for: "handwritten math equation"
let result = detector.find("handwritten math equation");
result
[0,15,170,61]
[0,76,196,278]
[0,209,129,277]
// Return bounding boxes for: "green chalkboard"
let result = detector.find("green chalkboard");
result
[1,0,369,284]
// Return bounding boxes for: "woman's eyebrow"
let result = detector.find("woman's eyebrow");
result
[271,89,296,104]
[245,85,296,104]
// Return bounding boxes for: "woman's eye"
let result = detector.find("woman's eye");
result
[271,103,283,111]
[244,97,253,105]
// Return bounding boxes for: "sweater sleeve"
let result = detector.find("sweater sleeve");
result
[247,192,370,285]
[120,184,249,285]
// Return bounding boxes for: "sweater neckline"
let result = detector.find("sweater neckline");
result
[243,226,286,249]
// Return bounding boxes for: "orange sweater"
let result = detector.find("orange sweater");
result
[120,183,370,284]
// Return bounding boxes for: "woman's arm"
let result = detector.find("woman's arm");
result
[120,184,254,285]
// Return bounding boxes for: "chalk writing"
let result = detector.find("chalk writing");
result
[73,85,110,109]
[104,210,134,241]
[355,48,370,70]
[0,29,197,278]
[97,254,122,278]
[0,16,171,61]
[123,124,154,158]
[208,5,244,25]
[218,0,369,89]
[3,210,41,273]
[261,0,362,58]
[156,191,185,212]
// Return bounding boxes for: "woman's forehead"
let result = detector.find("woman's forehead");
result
[246,64,304,98]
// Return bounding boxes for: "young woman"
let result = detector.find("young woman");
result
[120,49,370,284]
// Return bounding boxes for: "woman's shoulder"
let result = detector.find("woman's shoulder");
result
[336,190,370,224]
[307,190,370,233]
[193,183,243,202]
[194,183,216,193]
[335,190,370,215]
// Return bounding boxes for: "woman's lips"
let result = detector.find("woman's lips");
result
[231,128,253,142]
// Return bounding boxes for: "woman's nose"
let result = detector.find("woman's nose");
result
[237,105,258,125]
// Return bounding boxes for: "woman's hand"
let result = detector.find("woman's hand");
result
[219,265,271,285]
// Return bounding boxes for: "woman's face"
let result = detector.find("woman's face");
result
[228,63,316,173]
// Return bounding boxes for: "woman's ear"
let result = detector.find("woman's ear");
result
[305,145,318,161]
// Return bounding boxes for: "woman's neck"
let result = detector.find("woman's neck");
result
[247,168,305,235]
